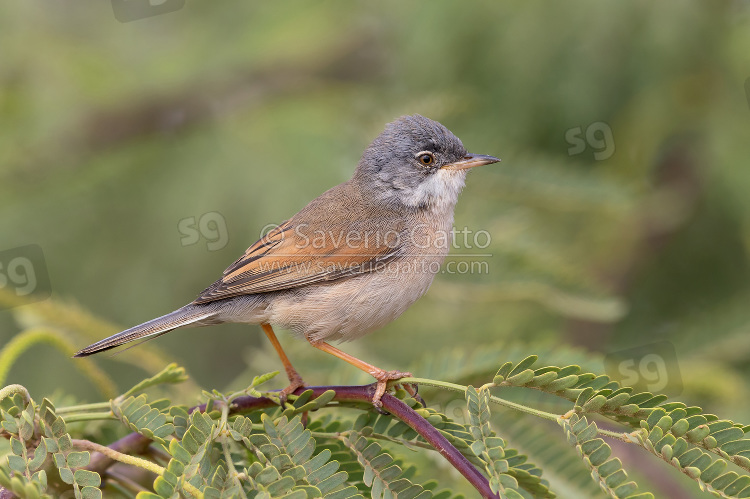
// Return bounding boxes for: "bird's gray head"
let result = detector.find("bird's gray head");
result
[354,115,499,211]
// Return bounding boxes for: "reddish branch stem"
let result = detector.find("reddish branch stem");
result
[84,384,497,498]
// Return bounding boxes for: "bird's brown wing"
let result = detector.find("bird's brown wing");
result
[192,219,403,304]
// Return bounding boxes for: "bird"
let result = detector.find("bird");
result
[75,115,500,407]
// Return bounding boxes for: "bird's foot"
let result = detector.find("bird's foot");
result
[279,371,306,405]
[371,370,412,410]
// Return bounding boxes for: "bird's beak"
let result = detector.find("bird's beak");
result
[442,154,501,171]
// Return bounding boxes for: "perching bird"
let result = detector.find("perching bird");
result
[75,115,499,407]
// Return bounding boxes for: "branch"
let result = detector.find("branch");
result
[73,439,165,477]
[86,431,153,473]
[88,384,498,498]
[73,439,203,499]
[232,386,498,499]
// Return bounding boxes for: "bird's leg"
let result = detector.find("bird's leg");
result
[308,340,411,409]
[261,323,306,401]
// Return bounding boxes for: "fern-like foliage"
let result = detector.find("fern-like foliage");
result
[146,410,220,497]
[3,355,750,498]
[490,355,750,498]
[120,364,189,399]
[0,393,49,499]
[138,378,362,499]
[466,386,552,499]
[0,394,101,499]
[559,414,652,498]
[340,431,430,499]
[492,411,609,498]
[40,400,102,499]
[338,391,551,498]
[109,364,188,446]
[249,413,355,497]
[625,407,750,498]
[110,394,176,446]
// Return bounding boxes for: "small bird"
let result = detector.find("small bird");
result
[75,115,499,407]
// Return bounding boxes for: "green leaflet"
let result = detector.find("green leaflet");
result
[559,414,653,499]
[491,355,750,481]
[248,414,356,497]
[6,356,750,499]
[341,431,431,499]
[629,408,750,498]
[110,394,177,445]
[147,410,220,498]
[465,386,532,499]
[493,411,607,498]
[491,355,664,422]
[120,363,189,399]
[39,399,102,499]
[0,395,50,499]
[347,392,552,498]
[410,342,601,391]
[282,389,337,418]
[147,409,360,498]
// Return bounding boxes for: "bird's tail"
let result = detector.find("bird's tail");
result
[73,305,216,357]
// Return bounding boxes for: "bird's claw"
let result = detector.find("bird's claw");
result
[401,382,426,407]
[371,370,413,410]
[279,372,306,405]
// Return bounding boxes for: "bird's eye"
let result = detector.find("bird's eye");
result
[416,152,435,166]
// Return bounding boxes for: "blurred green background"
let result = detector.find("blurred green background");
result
[2,2,750,496]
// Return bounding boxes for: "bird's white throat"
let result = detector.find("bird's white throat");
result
[398,169,467,212]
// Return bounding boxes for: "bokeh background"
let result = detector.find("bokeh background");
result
[2,2,750,497]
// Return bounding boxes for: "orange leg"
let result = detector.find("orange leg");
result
[261,323,305,399]
[308,340,411,408]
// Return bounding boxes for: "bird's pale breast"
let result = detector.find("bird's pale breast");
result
[265,207,455,342]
